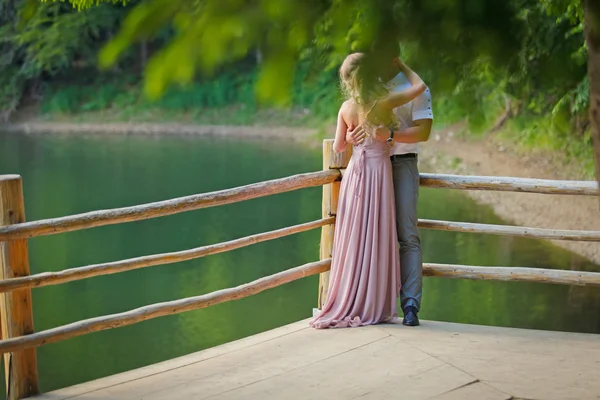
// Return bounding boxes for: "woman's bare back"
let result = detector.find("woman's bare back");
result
[332,60,425,153]
[340,100,395,137]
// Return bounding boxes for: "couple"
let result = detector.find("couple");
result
[311,45,433,329]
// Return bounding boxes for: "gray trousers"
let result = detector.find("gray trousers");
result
[391,155,422,312]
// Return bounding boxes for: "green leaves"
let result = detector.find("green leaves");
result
[38,0,523,105]
[8,2,121,75]
[1,0,590,136]
[44,0,128,11]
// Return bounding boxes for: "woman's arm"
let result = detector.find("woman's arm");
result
[333,107,349,153]
[378,61,426,110]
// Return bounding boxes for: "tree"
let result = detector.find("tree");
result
[0,0,122,120]
[42,0,520,101]
[16,0,600,191]
[584,0,600,198]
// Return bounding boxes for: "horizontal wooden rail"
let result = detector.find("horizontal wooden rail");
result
[1,216,593,294]
[0,259,597,353]
[0,259,331,353]
[0,170,340,241]
[420,173,598,196]
[0,218,334,293]
[0,172,595,243]
[423,263,600,286]
[418,219,600,241]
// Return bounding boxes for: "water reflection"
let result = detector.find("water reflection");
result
[0,133,598,392]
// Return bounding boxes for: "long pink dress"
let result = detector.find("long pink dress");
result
[310,137,401,329]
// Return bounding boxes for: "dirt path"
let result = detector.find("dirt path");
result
[3,120,598,263]
[420,124,600,264]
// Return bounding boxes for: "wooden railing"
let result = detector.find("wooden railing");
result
[0,138,599,399]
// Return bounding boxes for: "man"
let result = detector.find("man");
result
[345,46,433,326]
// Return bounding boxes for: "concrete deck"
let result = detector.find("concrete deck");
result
[32,319,600,400]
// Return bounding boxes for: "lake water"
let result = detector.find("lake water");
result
[0,133,599,392]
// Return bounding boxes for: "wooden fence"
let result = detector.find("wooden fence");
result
[0,138,599,399]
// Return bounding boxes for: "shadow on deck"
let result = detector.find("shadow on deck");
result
[31,320,600,400]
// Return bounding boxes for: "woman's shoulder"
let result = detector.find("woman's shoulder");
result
[341,99,362,114]
[339,100,363,127]
[341,99,355,109]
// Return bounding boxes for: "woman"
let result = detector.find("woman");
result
[310,53,426,329]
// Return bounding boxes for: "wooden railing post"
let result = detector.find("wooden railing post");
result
[0,175,39,400]
[318,140,351,309]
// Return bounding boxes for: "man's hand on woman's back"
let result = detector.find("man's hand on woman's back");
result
[346,125,366,145]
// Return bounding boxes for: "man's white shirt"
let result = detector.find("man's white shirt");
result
[386,72,434,155]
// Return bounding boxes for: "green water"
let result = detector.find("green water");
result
[0,133,598,393]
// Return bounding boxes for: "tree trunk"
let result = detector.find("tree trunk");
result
[140,39,148,73]
[489,94,512,134]
[584,0,600,202]
[255,46,263,65]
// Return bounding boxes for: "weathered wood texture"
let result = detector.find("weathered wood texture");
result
[0,169,596,243]
[0,170,340,241]
[29,319,600,400]
[418,219,600,241]
[424,263,600,287]
[0,260,331,354]
[0,218,334,293]
[2,216,592,296]
[585,0,600,199]
[420,173,598,195]
[0,176,39,400]
[318,141,351,309]
[0,259,597,354]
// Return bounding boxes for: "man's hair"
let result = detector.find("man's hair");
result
[370,40,399,60]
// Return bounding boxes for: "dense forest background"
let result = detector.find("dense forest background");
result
[0,0,595,175]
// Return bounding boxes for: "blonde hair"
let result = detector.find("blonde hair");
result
[339,53,386,106]
[339,53,393,131]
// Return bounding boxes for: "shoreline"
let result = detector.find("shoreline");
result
[1,122,319,144]
[421,125,600,264]
[3,120,598,264]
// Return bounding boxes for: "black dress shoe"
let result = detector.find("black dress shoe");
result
[402,306,420,326]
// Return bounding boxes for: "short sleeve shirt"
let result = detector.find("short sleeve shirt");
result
[385,72,433,155]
